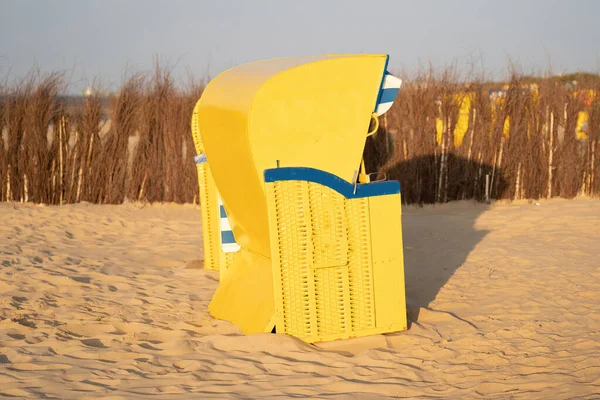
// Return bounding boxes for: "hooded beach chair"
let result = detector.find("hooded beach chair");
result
[194,54,407,342]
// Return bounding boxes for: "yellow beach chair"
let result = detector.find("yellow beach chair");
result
[194,54,407,342]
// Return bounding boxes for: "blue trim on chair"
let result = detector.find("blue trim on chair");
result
[379,87,399,104]
[221,231,236,244]
[264,167,400,199]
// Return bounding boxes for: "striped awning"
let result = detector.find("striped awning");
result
[375,71,402,116]
[219,196,240,253]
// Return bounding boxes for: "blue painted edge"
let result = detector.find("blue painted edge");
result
[221,230,236,244]
[379,87,399,104]
[373,54,390,113]
[219,205,227,218]
[264,167,400,199]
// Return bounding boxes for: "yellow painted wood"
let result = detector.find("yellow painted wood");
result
[191,100,237,276]
[198,55,389,335]
[265,178,407,343]
[196,162,219,271]
[207,248,275,334]
[369,194,407,333]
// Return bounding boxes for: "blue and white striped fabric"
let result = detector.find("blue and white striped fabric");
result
[194,154,207,164]
[194,153,240,253]
[375,71,402,116]
[218,196,240,253]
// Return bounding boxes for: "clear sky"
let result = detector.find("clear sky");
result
[1,0,599,92]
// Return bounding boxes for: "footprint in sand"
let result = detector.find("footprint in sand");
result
[81,396,128,400]
[58,323,114,338]
[7,333,26,340]
[9,363,71,371]
[138,342,162,351]
[0,389,34,398]
[10,296,28,309]
[185,260,204,269]
[11,317,36,329]
[80,338,108,348]
[70,276,92,284]
[65,256,81,265]
[157,386,187,394]
[172,359,205,371]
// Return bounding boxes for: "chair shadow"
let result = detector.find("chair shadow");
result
[363,132,509,324]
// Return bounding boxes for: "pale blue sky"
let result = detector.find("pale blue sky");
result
[1,0,599,92]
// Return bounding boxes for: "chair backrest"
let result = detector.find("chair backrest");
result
[196,54,392,260]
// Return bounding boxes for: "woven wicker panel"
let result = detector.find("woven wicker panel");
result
[267,179,375,341]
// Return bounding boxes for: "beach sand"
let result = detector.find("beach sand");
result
[1,198,599,399]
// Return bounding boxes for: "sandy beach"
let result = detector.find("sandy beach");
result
[1,198,599,399]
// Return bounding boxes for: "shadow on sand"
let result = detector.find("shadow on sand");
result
[363,133,509,324]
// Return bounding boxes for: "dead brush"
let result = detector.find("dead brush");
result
[0,82,6,202]
[585,81,600,196]
[129,62,173,203]
[369,63,600,203]
[4,73,39,203]
[1,61,599,205]
[101,75,143,204]
[23,71,64,204]
[378,65,443,204]
[374,64,486,204]
[72,87,103,203]
[181,80,205,204]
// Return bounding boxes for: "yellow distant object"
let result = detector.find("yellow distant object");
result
[574,90,596,140]
[454,93,473,146]
[435,93,474,147]
[193,54,407,341]
[576,111,589,140]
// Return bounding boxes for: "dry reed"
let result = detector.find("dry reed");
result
[1,63,598,205]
